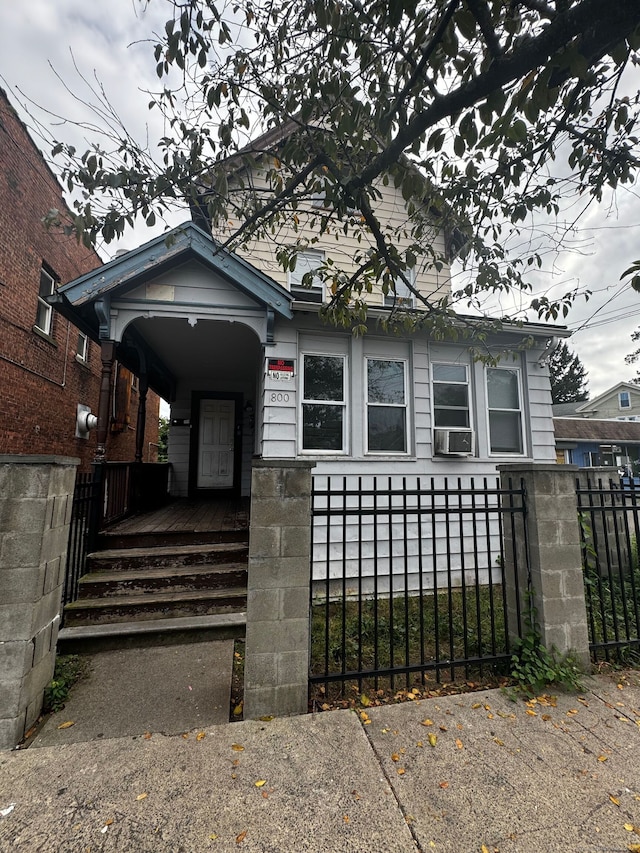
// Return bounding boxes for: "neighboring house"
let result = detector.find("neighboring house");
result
[0,88,159,469]
[552,382,640,421]
[554,417,640,474]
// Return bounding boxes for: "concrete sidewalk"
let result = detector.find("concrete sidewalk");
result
[1,670,639,852]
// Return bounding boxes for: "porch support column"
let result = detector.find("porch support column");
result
[94,340,115,463]
[498,463,590,670]
[134,371,148,464]
[244,459,315,719]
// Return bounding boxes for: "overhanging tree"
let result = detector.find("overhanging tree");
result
[46,0,640,339]
[548,341,589,403]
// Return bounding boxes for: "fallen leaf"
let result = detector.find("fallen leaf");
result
[397,768,406,775]
[57,721,75,730]
[360,694,371,707]
[471,703,481,709]
[526,710,537,717]
[259,715,273,722]
[231,744,245,752]
[541,714,551,722]
[610,795,621,807]
[439,725,448,732]
[493,737,504,746]
[416,741,424,748]
[143,731,152,740]
[625,823,635,832]
[209,834,218,840]
[343,815,350,823]
[255,780,267,788]
[598,755,609,762]
[391,753,400,762]
[182,733,190,739]
[196,732,206,742]
[233,704,243,716]
[421,719,434,727]
[428,733,438,747]
[439,781,449,789]
[481,845,490,853]
[567,709,579,716]
[627,844,640,852]
[136,793,148,801]
[455,739,463,750]
[236,829,247,843]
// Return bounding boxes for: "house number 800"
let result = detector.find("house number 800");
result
[270,392,290,403]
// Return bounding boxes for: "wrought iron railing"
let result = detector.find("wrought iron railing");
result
[577,475,640,663]
[309,475,527,700]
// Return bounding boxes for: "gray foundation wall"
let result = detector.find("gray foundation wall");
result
[0,455,78,750]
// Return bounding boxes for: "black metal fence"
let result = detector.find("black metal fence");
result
[64,472,101,608]
[577,475,640,663]
[309,475,527,700]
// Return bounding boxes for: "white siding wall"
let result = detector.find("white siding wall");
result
[213,174,451,307]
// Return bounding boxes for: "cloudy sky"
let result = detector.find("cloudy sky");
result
[1,0,639,398]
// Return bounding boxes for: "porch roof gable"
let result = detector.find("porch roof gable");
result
[57,220,293,319]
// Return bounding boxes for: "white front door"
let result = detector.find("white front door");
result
[197,399,235,489]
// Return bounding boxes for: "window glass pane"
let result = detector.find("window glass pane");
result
[368,360,405,404]
[39,269,54,299]
[487,368,520,409]
[368,407,406,452]
[489,411,522,453]
[302,404,343,450]
[35,301,51,333]
[304,355,343,401]
[433,363,467,383]
[434,384,468,408]
[290,251,323,288]
[434,408,469,428]
[620,392,631,408]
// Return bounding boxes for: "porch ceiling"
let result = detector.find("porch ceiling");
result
[131,317,261,383]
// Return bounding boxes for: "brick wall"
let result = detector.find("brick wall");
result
[0,88,159,469]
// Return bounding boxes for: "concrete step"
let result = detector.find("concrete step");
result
[77,563,248,598]
[57,612,247,654]
[97,528,249,550]
[63,588,248,626]
[86,541,249,573]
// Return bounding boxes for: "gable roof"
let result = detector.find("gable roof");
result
[53,220,293,321]
[574,382,640,414]
[554,417,640,443]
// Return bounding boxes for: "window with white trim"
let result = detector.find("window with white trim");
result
[289,249,324,303]
[35,268,55,335]
[366,358,407,453]
[383,270,415,308]
[301,354,346,451]
[76,332,89,363]
[619,390,631,409]
[486,367,524,454]
[432,363,470,428]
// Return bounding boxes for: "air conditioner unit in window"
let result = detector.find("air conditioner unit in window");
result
[434,428,475,456]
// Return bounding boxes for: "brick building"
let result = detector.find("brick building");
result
[0,88,159,469]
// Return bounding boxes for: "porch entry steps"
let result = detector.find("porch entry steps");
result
[60,500,249,651]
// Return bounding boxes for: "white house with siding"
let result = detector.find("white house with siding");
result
[51,152,568,591]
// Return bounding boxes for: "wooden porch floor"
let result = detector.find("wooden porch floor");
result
[104,498,250,536]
